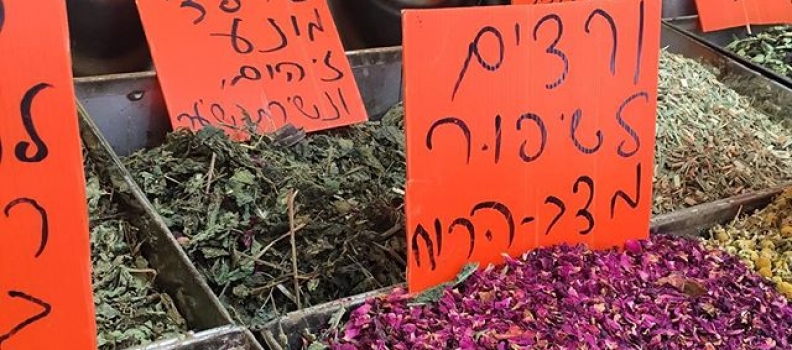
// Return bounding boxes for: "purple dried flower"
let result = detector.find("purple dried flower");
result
[326,235,792,349]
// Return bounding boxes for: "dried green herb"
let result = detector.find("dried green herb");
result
[653,50,792,214]
[86,154,186,349]
[726,26,792,78]
[708,188,792,299]
[123,107,406,329]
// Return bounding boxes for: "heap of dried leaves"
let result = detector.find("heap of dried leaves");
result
[326,236,792,349]
[708,188,792,299]
[726,26,792,78]
[653,51,792,214]
[123,107,406,329]
[86,154,186,349]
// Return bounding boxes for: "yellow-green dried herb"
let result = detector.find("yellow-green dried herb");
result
[654,51,792,214]
[86,155,186,349]
[707,188,792,299]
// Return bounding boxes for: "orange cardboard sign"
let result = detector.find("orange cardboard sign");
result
[514,0,579,4]
[404,0,661,292]
[694,0,792,32]
[136,0,367,138]
[0,0,97,348]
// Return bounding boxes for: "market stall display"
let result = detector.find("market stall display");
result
[65,17,792,349]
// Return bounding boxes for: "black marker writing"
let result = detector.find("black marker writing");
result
[260,18,288,53]
[219,0,241,13]
[16,83,51,163]
[4,198,49,258]
[180,0,207,25]
[275,62,306,82]
[291,95,321,120]
[210,18,254,54]
[412,224,437,270]
[585,9,618,76]
[616,91,648,158]
[611,162,642,218]
[177,100,212,128]
[0,291,52,347]
[569,108,603,154]
[426,117,472,164]
[231,65,262,86]
[320,50,344,82]
[471,201,515,248]
[635,0,645,84]
[533,14,568,89]
[452,26,504,101]
[516,112,547,163]
[0,0,5,34]
[573,176,594,235]
[544,196,566,235]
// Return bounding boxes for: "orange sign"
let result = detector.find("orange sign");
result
[514,0,578,4]
[404,0,661,292]
[136,0,367,138]
[0,0,97,348]
[693,0,792,32]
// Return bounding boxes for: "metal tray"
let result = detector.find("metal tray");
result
[126,326,251,350]
[74,25,792,350]
[79,104,262,350]
[663,16,792,90]
[259,186,784,349]
[661,0,697,20]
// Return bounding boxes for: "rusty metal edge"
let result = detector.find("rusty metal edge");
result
[259,186,787,349]
[77,102,263,350]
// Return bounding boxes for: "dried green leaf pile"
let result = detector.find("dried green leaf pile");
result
[708,188,792,299]
[727,26,792,78]
[86,155,186,349]
[123,108,406,329]
[653,51,792,214]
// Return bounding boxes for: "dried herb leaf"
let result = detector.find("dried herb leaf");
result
[86,152,186,349]
[123,107,406,328]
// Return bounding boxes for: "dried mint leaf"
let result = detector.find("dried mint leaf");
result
[86,152,186,349]
[123,107,406,329]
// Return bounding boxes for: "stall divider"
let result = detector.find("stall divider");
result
[79,102,263,350]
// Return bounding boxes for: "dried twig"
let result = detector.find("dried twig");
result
[205,152,217,194]
[288,189,301,309]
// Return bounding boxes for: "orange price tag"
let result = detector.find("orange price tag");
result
[694,0,792,32]
[404,0,661,292]
[136,0,367,138]
[0,0,97,348]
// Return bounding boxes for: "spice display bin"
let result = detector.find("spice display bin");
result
[76,47,403,349]
[75,23,792,350]
[80,106,262,350]
[663,16,792,90]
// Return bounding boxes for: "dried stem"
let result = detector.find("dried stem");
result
[288,189,301,309]
[205,152,217,194]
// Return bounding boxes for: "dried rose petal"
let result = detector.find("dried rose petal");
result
[326,235,792,349]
